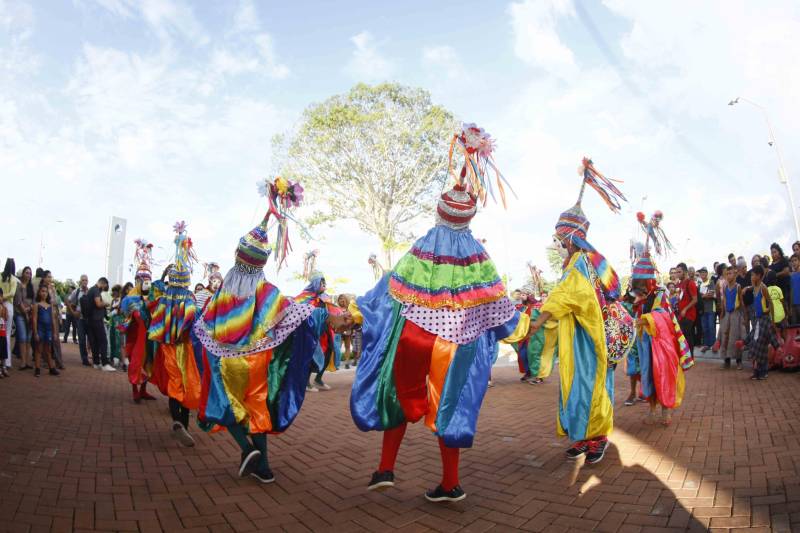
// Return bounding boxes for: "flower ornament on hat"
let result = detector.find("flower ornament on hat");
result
[168,221,196,288]
[235,176,305,272]
[448,122,515,208]
[133,238,154,281]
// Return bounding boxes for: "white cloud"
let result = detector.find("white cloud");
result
[254,34,290,79]
[422,45,464,80]
[345,31,394,82]
[508,0,577,76]
[232,0,259,34]
[83,0,209,45]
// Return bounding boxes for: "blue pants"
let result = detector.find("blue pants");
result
[14,313,30,342]
[701,312,716,347]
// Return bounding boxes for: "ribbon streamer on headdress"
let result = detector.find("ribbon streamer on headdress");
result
[258,176,307,272]
[579,157,627,213]
[447,123,517,208]
[636,210,675,257]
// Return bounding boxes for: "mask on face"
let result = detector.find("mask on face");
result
[557,245,569,259]
[141,280,151,293]
[210,279,221,291]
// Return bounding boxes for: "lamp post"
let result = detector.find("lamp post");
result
[38,220,64,267]
[729,96,800,240]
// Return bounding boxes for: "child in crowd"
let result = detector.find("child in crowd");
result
[31,285,58,377]
[337,294,353,368]
[717,266,744,369]
[739,266,779,380]
[667,282,679,311]
[108,285,123,368]
[0,289,8,378]
[790,254,800,326]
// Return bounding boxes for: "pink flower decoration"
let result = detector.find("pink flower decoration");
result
[291,182,304,205]
[173,220,187,234]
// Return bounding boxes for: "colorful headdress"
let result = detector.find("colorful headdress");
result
[435,184,478,230]
[236,177,304,271]
[448,123,515,207]
[555,157,627,251]
[632,255,658,280]
[169,221,196,288]
[636,210,675,256]
[302,249,319,281]
[133,239,153,281]
[436,123,515,230]
[631,210,673,284]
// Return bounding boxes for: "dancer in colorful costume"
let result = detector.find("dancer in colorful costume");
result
[148,222,201,447]
[529,158,633,465]
[295,273,340,391]
[121,239,158,403]
[629,212,693,425]
[194,177,352,483]
[350,123,528,502]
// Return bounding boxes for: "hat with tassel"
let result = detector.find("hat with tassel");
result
[555,157,627,251]
[235,176,305,271]
[133,239,153,282]
[169,221,196,288]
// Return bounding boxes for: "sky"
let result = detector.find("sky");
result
[2,0,800,296]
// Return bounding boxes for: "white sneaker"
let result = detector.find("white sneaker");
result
[306,383,319,392]
[102,364,117,372]
[315,382,332,391]
[94,364,101,370]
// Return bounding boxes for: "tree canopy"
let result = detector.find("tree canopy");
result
[277,83,457,266]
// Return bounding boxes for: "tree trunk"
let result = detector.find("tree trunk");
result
[381,241,393,272]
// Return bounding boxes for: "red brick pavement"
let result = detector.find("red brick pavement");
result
[1,343,799,532]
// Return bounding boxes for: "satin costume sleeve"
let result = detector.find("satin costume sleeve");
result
[540,253,612,441]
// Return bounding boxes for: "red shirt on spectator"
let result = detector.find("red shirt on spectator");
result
[678,278,698,321]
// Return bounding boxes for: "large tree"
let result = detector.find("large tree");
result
[278,83,457,266]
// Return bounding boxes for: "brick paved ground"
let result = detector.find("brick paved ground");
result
[1,343,800,532]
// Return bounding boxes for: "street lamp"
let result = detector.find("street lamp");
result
[729,96,800,240]
[38,220,64,267]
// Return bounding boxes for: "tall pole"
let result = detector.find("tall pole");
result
[730,97,800,241]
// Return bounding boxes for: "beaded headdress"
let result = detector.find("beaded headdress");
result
[555,157,627,251]
[168,221,196,288]
[133,239,153,282]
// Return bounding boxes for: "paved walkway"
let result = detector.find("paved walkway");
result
[1,343,799,532]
